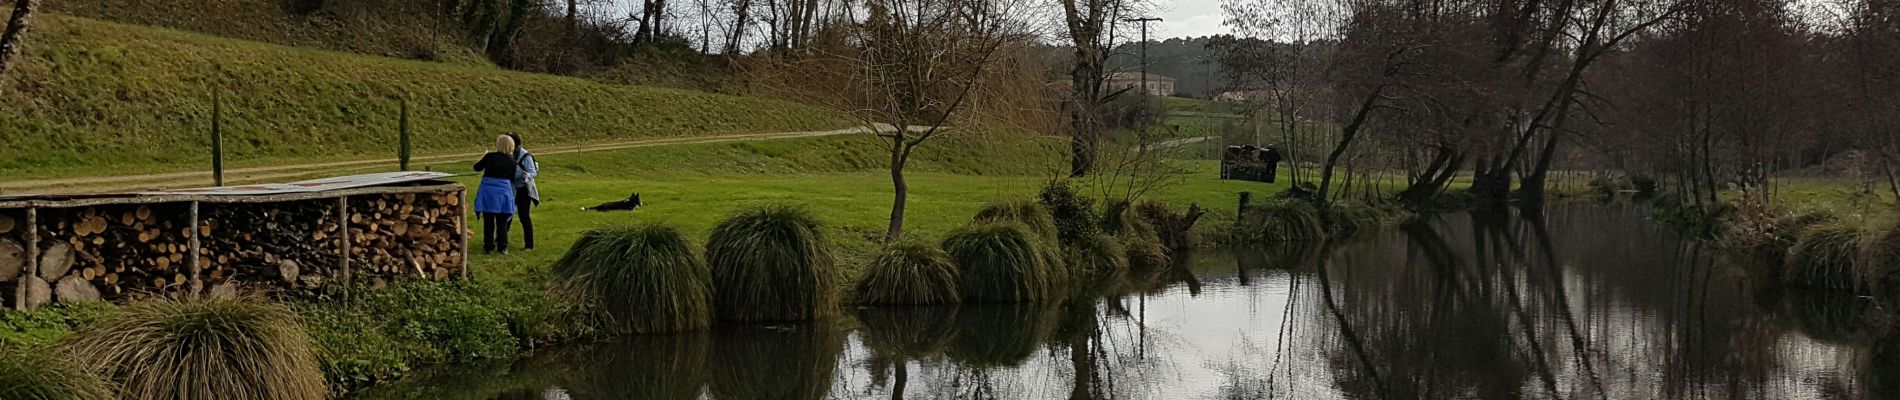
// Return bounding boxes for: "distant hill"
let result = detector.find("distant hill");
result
[0,15,852,178]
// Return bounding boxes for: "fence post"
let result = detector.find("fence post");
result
[187,201,202,297]
[337,196,351,303]
[211,90,225,187]
[399,96,412,171]
[19,208,37,310]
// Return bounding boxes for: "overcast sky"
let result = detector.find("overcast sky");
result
[1155,0,1231,39]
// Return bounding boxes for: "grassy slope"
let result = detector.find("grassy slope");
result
[0,14,851,179]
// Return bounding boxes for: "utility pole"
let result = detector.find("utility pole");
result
[1124,17,1161,136]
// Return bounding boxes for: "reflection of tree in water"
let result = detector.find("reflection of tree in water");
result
[541,333,712,400]
[1287,204,1879,399]
[709,324,846,400]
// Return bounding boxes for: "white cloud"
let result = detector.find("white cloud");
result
[1156,0,1229,39]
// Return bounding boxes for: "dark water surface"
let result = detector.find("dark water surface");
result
[354,204,1899,399]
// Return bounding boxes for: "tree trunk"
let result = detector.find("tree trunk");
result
[1316,87,1385,202]
[887,142,910,241]
[565,0,578,38]
[0,0,41,80]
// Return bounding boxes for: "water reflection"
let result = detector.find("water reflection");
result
[352,204,1898,400]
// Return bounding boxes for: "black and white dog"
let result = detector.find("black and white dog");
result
[586,192,643,211]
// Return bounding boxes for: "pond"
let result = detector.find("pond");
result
[352,203,1897,399]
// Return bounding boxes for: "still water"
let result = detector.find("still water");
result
[355,204,1897,399]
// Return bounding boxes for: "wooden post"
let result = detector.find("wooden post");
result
[186,201,202,297]
[18,208,35,310]
[457,188,469,279]
[1238,191,1252,217]
[399,96,412,171]
[212,90,225,187]
[336,196,351,302]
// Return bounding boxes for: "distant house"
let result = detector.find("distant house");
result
[1106,72,1175,97]
[1215,90,1270,103]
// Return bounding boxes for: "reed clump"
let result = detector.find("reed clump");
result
[1064,232,1128,279]
[974,200,1059,241]
[64,298,328,400]
[1235,199,1327,242]
[552,224,713,334]
[855,239,961,305]
[1782,214,1900,291]
[943,222,1060,303]
[706,205,839,322]
[0,346,114,400]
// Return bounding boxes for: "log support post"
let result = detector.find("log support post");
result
[187,201,202,297]
[337,196,351,302]
[457,188,469,280]
[15,207,35,310]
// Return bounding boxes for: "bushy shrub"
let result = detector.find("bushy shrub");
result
[1037,180,1100,247]
[855,239,961,305]
[943,222,1060,302]
[706,205,839,322]
[553,224,713,334]
[65,298,328,400]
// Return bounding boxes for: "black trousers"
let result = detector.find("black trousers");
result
[1265,162,1279,183]
[515,188,535,249]
[482,212,513,252]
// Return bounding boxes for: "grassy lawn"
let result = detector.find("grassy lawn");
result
[0,14,851,179]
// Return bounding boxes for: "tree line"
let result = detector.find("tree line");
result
[1212,0,1899,207]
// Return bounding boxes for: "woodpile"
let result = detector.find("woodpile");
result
[344,192,466,285]
[201,200,339,296]
[1,183,468,309]
[26,205,195,303]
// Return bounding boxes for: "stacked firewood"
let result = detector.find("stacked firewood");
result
[1,187,466,308]
[201,200,339,296]
[1,211,24,308]
[346,192,466,285]
[8,205,198,304]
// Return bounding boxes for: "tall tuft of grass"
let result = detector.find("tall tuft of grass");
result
[973,200,1069,280]
[64,298,328,400]
[0,346,115,400]
[854,306,958,357]
[1064,232,1128,280]
[706,205,840,322]
[943,222,1061,303]
[552,224,713,334]
[974,200,1059,242]
[1784,217,1896,291]
[1235,199,1327,242]
[855,239,961,305]
[1122,235,1172,272]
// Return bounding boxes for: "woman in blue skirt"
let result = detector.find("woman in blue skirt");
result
[474,135,519,254]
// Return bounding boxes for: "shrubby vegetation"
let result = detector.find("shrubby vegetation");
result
[706,205,840,322]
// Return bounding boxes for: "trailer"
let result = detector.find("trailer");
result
[0,172,469,310]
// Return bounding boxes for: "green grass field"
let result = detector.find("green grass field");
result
[0,14,850,179]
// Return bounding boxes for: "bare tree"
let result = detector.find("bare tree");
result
[764,0,1020,239]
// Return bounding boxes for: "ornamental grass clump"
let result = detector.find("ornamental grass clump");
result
[553,224,713,334]
[64,298,328,400]
[1065,232,1128,279]
[974,200,1059,241]
[707,205,839,322]
[1784,216,1900,291]
[0,346,114,400]
[1236,199,1327,242]
[855,239,960,305]
[943,222,1059,303]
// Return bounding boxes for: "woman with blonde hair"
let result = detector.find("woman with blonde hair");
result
[473,135,519,254]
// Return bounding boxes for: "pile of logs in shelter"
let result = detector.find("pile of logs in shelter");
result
[0,172,469,309]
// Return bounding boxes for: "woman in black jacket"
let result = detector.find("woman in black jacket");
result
[473,135,519,254]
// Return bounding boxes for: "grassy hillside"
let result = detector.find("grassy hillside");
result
[0,15,852,178]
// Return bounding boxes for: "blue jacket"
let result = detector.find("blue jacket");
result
[512,147,541,203]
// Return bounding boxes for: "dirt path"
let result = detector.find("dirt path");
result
[3,125,900,194]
